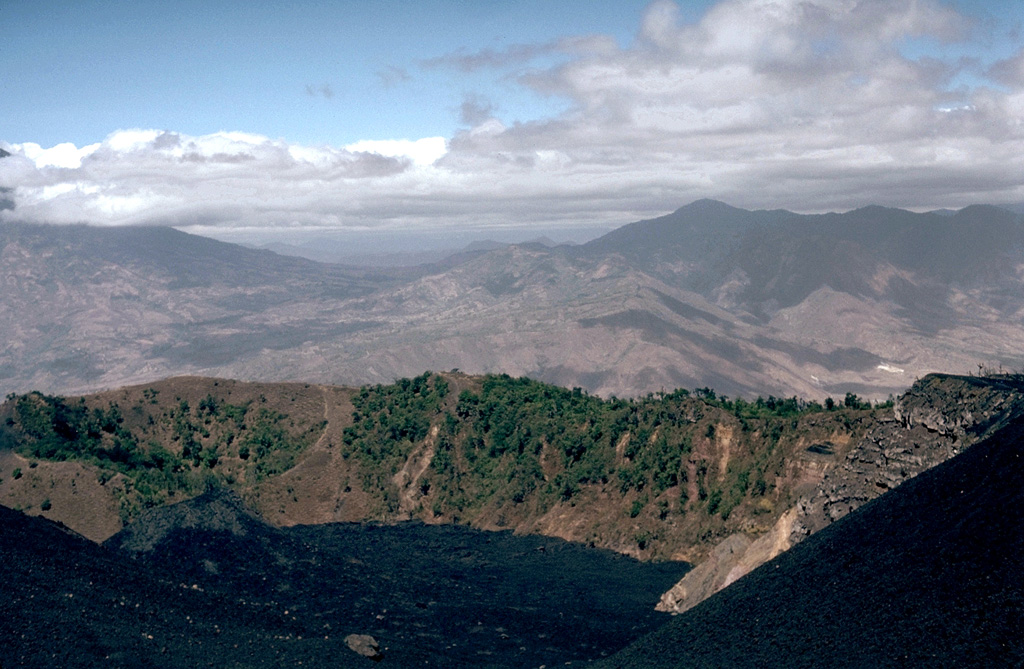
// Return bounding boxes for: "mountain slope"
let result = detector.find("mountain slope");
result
[0,222,404,394]
[578,199,793,267]
[4,201,1024,399]
[601,409,1024,668]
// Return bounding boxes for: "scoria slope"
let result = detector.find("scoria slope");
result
[601,395,1024,668]
[0,501,373,668]
[0,222,402,395]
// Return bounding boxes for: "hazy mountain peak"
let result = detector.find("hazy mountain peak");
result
[846,203,913,217]
[462,239,508,252]
[954,203,1022,221]
[675,198,740,214]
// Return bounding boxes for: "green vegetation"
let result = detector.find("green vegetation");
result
[693,387,888,417]
[0,373,881,554]
[435,377,625,515]
[4,389,321,520]
[341,372,449,512]
[341,373,876,535]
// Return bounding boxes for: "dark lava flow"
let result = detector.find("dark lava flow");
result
[2,490,690,668]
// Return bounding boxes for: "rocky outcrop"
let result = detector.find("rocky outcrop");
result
[789,418,955,539]
[795,374,1024,540]
[656,508,799,613]
[658,374,1024,614]
[893,373,1024,437]
[345,634,383,660]
[392,424,439,517]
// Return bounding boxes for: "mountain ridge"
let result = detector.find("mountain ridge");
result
[4,370,1014,570]
[0,371,883,559]
[4,200,1024,400]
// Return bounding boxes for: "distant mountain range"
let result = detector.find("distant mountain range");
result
[256,234,568,266]
[4,200,1024,399]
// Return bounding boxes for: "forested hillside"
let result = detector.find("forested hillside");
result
[0,372,880,559]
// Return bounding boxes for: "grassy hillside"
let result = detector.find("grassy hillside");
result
[0,372,881,559]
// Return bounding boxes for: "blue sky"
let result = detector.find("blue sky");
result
[2,0,670,147]
[3,0,1024,240]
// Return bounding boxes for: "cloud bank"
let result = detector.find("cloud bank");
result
[3,0,1024,233]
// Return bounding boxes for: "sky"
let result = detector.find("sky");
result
[3,0,1024,244]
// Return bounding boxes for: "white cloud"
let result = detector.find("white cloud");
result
[17,141,101,168]
[0,130,414,227]
[3,0,1024,233]
[104,129,164,154]
[344,137,448,167]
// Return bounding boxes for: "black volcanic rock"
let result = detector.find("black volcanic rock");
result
[601,415,1024,668]
[105,487,272,552]
[3,490,689,667]
[0,501,365,668]
[103,488,300,587]
[99,489,691,667]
